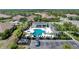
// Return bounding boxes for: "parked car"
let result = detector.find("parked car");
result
[35,40,40,47]
[17,37,29,45]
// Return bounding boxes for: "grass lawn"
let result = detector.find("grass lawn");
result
[54,22,79,31]
[0,19,12,22]
[55,32,72,40]
[63,43,72,49]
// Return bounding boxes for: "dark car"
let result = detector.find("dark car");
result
[35,40,40,47]
[17,37,29,45]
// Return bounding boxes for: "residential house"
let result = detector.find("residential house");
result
[34,12,55,19]
[65,14,78,17]
[0,23,14,33]
[0,14,11,18]
[26,15,36,21]
[12,15,25,21]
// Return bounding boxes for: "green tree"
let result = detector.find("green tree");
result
[10,42,18,49]
[1,29,10,40]
[13,28,22,38]
[34,15,42,21]
[20,18,27,23]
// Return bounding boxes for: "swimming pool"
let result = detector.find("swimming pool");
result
[32,29,45,37]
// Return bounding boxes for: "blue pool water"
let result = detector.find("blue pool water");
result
[33,29,45,37]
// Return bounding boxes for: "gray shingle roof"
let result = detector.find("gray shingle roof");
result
[0,23,14,33]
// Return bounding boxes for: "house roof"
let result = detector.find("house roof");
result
[65,14,78,17]
[34,12,55,18]
[0,14,11,18]
[26,15,36,21]
[0,23,14,33]
[12,15,24,21]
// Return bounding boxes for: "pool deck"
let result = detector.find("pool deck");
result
[29,40,79,49]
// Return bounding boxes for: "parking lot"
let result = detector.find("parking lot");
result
[29,40,79,49]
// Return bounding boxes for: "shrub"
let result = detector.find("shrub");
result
[10,43,18,49]
[0,26,16,40]
[13,28,22,38]
[63,44,72,49]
